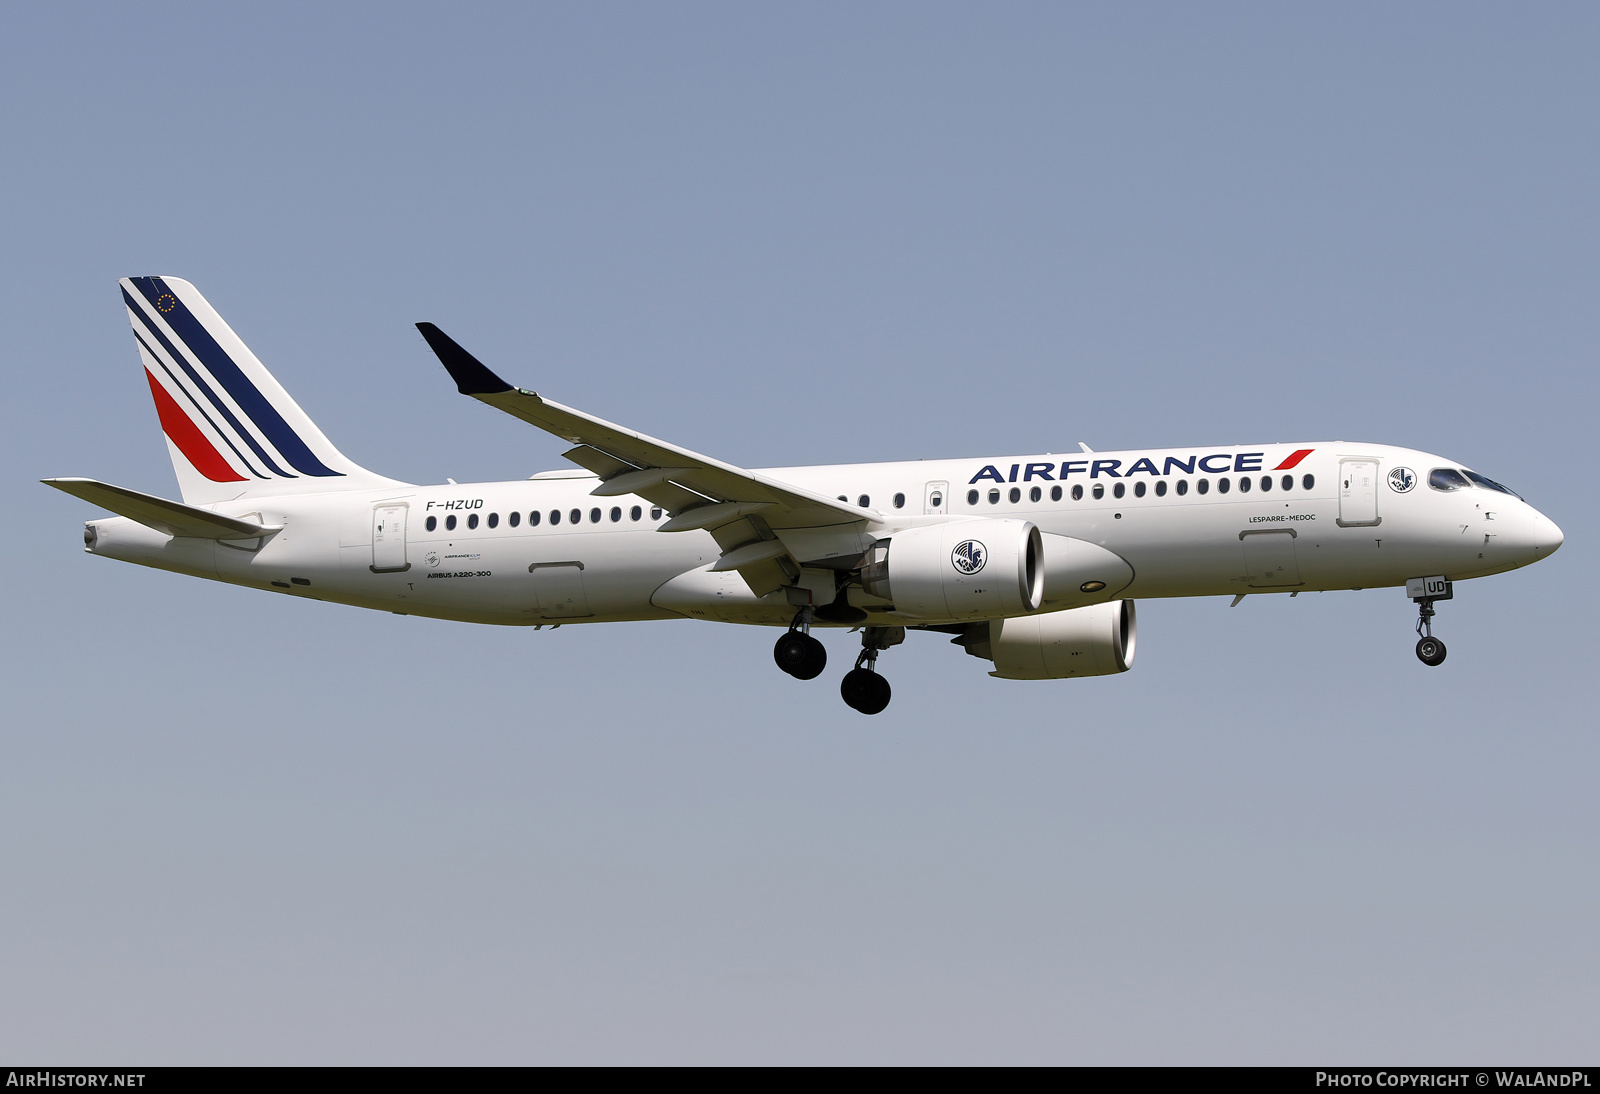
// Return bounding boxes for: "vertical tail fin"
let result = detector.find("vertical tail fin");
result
[121,276,398,504]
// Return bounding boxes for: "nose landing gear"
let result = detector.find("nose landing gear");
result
[774,608,827,680]
[840,626,904,715]
[1416,631,1446,666]
[1410,577,1453,667]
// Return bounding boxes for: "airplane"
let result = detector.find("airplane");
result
[44,277,1565,714]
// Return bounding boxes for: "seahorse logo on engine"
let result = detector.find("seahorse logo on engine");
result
[951,539,986,575]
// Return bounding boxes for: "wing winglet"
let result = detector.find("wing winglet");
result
[416,323,514,396]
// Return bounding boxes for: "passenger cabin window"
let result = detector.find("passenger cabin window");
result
[1302,474,1315,490]
[858,495,870,508]
[1219,478,1231,494]
[1029,486,1041,502]
[550,510,560,525]
[1176,480,1188,496]
[570,509,581,524]
[426,515,437,531]
[893,493,906,509]
[1281,475,1293,491]
[468,513,479,529]
[1238,477,1250,494]
[446,514,457,530]
[1051,485,1062,501]
[1197,479,1209,495]
[488,512,499,528]
[651,507,663,520]
[1155,481,1167,497]
[1009,487,1021,503]
[1259,476,1271,492]
[590,508,601,523]
[529,511,541,526]
[1133,482,1146,498]
[1072,484,1084,500]
[988,489,1000,504]
[610,507,622,522]
[630,506,642,521]
[509,511,520,527]
[1113,483,1126,499]
[968,489,979,505]
[1092,484,1104,500]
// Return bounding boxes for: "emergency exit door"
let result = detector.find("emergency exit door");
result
[924,481,949,515]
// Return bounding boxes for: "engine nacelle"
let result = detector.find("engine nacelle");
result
[960,600,1137,680]
[1037,533,1135,609]
[860,518,1043,622]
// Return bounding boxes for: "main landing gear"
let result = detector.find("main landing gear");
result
[774,608,827,680]
[774,615,905,714]
[840,626,904,716]
[1411,581,1453,667]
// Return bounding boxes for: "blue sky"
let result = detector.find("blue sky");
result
[2,3,1596,1063]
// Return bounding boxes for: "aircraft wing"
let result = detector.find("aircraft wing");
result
[417,323,879,596]
[416,323,873,529]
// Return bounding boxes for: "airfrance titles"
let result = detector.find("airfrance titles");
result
[967,449,1314,485]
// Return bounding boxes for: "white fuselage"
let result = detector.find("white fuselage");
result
[82,442,1563,628]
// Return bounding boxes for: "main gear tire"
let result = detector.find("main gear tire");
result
[840,667,892,714]
[774,632,827,679]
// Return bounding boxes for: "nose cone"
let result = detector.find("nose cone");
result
[1514,505,1564,563]
[1535,511,1564,555]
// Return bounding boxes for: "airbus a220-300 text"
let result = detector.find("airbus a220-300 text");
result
[45,277,1565,713]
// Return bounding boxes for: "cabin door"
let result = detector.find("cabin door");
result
[371,505,410,572]
[1338,459,1381,527]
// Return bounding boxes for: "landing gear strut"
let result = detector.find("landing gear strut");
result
[840,626,903,715]
[1411,581,1451,667]
[774,607,827,680]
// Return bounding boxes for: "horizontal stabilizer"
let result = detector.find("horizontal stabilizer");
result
[41,478,280,540]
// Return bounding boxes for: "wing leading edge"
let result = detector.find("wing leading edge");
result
[416,323,878,596]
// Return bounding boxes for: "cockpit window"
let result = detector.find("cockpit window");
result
[1461,469,1522,499]
[1429,468,1469,492]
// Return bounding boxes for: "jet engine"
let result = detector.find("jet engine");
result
[956,600,1137,679]
[860,518,1043,622]
[1036,532,1135,609]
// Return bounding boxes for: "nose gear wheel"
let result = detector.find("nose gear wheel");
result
[1416,635,1447,666]
[1412,593,1448,667]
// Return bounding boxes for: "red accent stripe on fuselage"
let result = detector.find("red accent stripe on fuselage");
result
[1274,448,1314,471]
[144,368,247,482]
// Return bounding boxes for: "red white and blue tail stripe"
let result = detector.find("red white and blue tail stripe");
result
[122,276,394,503]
